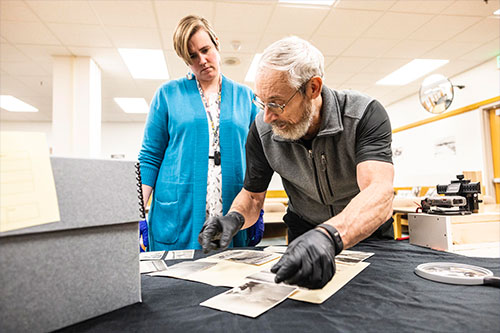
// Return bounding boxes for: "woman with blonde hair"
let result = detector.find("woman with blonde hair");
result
[138,15,262,251]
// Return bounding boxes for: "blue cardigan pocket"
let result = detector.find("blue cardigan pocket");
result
[152,198,180,244]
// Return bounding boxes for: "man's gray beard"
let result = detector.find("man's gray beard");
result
[271,100,314,141]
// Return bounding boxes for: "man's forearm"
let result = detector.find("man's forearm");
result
[229,189,266,229]
[326,181,393,249]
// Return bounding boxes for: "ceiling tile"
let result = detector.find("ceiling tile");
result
[48,23,113,47]
[26,0,100,25]
[326,56,374,73]
[335,0,396,11]
[257,32,311,52]
[214,2,274,34]
[15,76,52,97]
[0,20,61,45]
[102,75,139,98]
[452,18,500,43]
[134,80,165,102]
[164,50,189,80]
[458,38,500,61]
[220,52,254,83]
[383,39,442,58]
[90,0,156,28]
[310,36,355,56]
[341,38,399,57]
[323,71,354,85]
[389,1,454,14]
[15,44,71,64]
[216,31,261,54]
[345,72,386,85]
[1,61,49,76]
[409,15,482,41]
[0,1,40,22]
[444,0,499,17]
[316,9,384,37]
[423,41,484,60]
[363,12,433,39]
[0,73,30,95]
[154,0,215,45]
[266,5,329,37]
[0,43,30,62]
[105,26,161,49]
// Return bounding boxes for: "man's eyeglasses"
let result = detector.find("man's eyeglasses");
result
[252,88,301,115]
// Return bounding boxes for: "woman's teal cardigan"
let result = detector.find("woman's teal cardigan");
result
[138,75,259,251]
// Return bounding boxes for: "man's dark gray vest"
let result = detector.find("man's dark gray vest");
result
[255,86,374,225]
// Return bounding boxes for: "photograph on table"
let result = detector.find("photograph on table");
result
[140,260,168,274]
[165,249,195,260]
[200,280,297,318]
[149,261,216,279]
[140,251,166,261]
[335,250,374,265]
[206,250,280,265]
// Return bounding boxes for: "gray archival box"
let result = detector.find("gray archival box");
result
[0,157,142,332]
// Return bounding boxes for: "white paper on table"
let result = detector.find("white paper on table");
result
[289,262,370,304]
[200,280,297,318]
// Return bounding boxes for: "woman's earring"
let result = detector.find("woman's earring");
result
[186,71,194,80]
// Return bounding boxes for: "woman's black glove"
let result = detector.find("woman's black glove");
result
[271,224,343,289]
[198,211,245,253]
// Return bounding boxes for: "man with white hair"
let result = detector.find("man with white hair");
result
[199,36,394,289]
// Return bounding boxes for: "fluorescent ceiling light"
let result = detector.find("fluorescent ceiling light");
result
[245,53,263,82]
[114,98,149,114]
[494,9,500,15]
[376,59,449,86]
[0,95,38,112]
[279,0,336,5]
[118,48,169,79]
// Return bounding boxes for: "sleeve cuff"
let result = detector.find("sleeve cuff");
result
[139,165,159,187]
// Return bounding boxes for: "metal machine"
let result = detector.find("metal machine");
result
[421,174,481,215]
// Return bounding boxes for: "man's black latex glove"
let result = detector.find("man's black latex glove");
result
[198,211,245,253]
[271,226,342,289]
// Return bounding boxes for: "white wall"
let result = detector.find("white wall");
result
[387,58,499,190]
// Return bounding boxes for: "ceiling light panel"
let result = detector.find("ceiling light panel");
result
[376,59,449,86]
[0,95,38,112]
[118,48,169,80]
[114,97,149,114]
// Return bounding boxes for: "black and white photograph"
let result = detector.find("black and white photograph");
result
[140,251,166,261]
[149,261,216,279]
[207,250,280,265]
[335,250,374,265]
[165,249,195,260]
[200,281,297,318]
[140,260,168,274]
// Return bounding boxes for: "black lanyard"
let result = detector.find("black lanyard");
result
[197,77,222,165]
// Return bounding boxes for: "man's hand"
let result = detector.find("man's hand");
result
[271,227,340,289]
[198,211,245,253]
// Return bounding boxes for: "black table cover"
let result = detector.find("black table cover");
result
[58,240,500,332]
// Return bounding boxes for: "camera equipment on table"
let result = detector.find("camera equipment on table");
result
[421,174,481,215]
